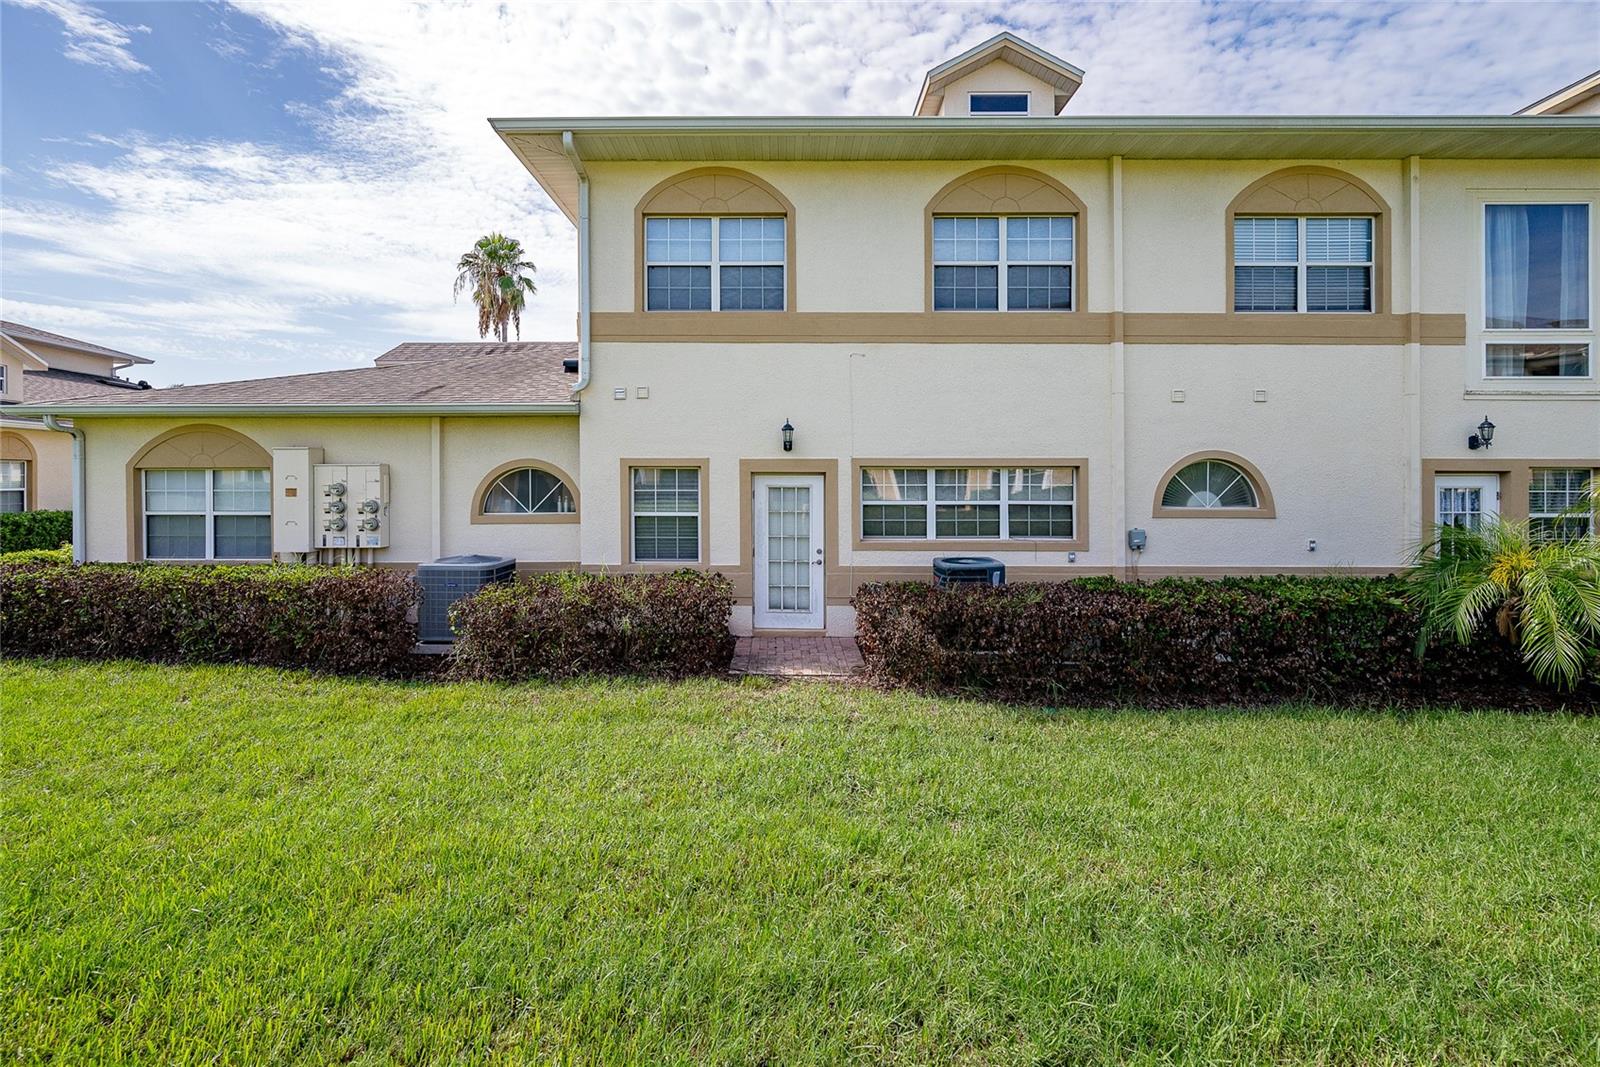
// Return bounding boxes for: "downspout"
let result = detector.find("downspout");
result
[562,130,591,396]
[41,415,85,563]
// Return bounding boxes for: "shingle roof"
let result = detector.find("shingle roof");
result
[375,340,577,365]
[0,320,154,365]
[15,368,149,402]
[22,345,578,410]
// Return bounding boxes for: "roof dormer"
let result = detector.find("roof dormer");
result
[914,32,1084,117]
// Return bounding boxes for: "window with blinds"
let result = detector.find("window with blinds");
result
[1234,216,1373,313]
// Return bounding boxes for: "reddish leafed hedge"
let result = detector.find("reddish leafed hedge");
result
[0,562,421,676]
[448,570,735,681]
[853,577,1595,709]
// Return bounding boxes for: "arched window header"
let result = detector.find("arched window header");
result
[1152,451,1276,519]
[924,166,1089,313]
[635,167,796,313]
[1226,166,1391,315]
[471,459,580,525]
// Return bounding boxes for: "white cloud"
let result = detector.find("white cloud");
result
[8,0,150,73]
[2,1,1596,385]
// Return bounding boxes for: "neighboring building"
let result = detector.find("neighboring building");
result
[0,321,151,514]
[11,34,1599,636]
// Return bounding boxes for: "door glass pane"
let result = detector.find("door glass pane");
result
[1438,487,1484,530]
[765,485,812,612]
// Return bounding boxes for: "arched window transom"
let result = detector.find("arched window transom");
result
[483,467,575,515]
[1162,460,1259,510]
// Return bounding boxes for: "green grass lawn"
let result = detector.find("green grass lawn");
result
[4,661,1598,1065]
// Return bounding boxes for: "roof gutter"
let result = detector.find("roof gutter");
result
[40,415,85,564]
[562,130,591,397]
[6,402,581,417]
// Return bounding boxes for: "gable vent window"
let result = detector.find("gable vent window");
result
[933,215,1073,311]
[968,92,1029,115]
[645,216,784,311]
[1234,216,1373,313]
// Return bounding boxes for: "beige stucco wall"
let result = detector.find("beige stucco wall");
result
[74,415,578,564]
[19,341,133,378]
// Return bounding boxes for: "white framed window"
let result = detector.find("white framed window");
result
[630,467,700,562]
[1483,202,1591,378]
[0,459,25,513]
[644,216,784,311]
[143,468,270,560]
[968,92,1029,116]
[0,364,8,395]
[1160,459,1260,510]
[1529,467,1594,541]
[933,215,1073,311]
[482,467,574,515]
[860,466,1075,540]
[1234,216,1373,313]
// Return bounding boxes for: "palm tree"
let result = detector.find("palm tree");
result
[1408,488,1600,689]
[453,233,538,342]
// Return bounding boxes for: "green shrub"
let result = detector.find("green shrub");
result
[448,570,735,681]
[853,576,1593,708]
[0,510,71,552]
[0,563,421,676]
[0,545,71,566]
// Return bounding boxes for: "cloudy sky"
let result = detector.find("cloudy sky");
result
[1,0,1596,385]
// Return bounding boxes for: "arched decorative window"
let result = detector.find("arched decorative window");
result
[1,432,36,512]
[1153,452,1275,518]
[471,460,580,525]
[635,167,795,313]
[124,424,273,559]
[925,166,1087,312]
[1226,166,1390,314]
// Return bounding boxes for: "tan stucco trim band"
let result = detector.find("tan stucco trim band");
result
[849,458,1089,553]
[469,458,581,525]
[590,311,1465,344]
[618,457,711,568]
[1151,451,1277,519]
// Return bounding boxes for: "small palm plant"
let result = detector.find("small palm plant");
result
[1409,488,1600,688]
[453,233,538,342]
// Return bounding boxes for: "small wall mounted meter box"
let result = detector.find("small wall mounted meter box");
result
[312,463,390,549]
[1127,528,1147,551]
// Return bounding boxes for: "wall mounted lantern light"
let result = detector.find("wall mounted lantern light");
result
[781,419,794,452]
[1467,415,1496,451]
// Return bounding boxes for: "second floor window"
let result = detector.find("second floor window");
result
[1484,203,1590,378]
[933,215,1073,311]
[1234,216,1373,313]
[645,216,784,311]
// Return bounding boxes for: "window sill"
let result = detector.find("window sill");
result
[854,537,1086,553]
[1464,387,1600,400]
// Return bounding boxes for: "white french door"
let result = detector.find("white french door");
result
[1435,474,1500,530]
[753,474,825,630]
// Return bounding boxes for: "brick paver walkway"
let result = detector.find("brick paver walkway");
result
[731,636,865,679]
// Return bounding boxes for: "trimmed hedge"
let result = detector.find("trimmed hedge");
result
[0,510,71,553]
[1,563,421,676]
[854,577,1596,709]
[448,570,735,681]
[0,546,71,566]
